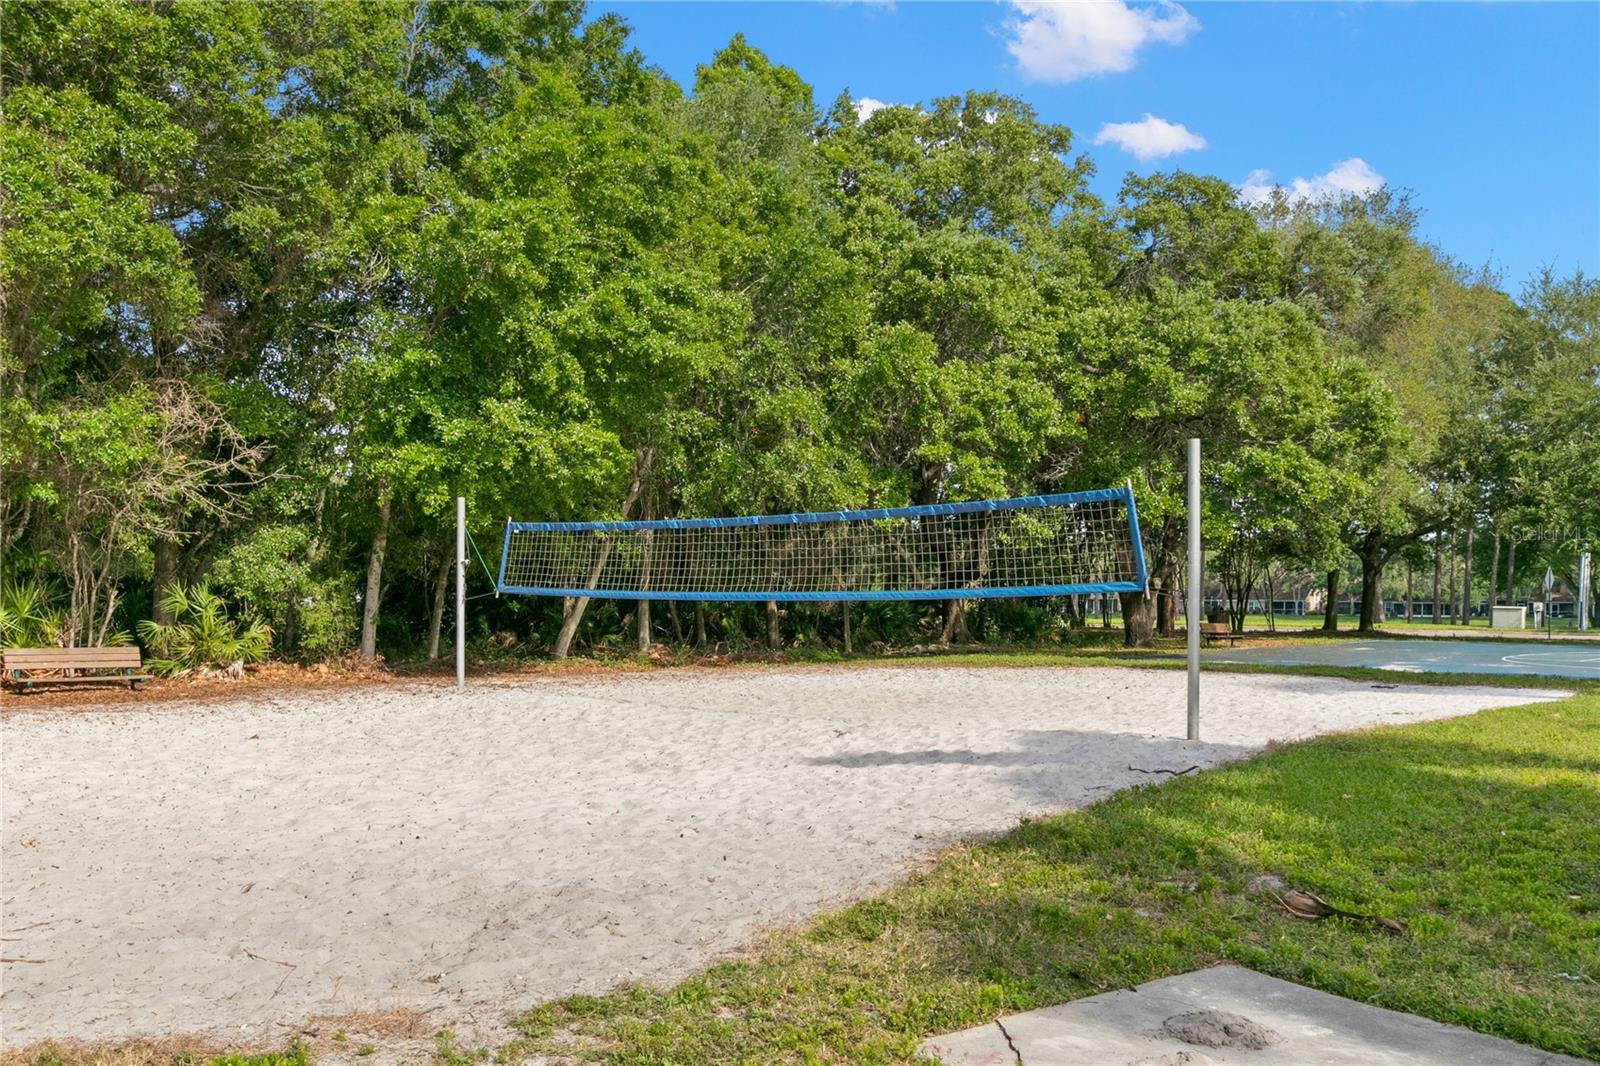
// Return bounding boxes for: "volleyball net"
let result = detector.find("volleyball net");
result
[495,486,1146,602]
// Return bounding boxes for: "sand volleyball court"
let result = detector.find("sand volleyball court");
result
[0,665,1562,1045]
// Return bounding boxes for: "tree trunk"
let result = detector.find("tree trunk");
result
[151,535,178,626]
[766,600,781,649]
[666,600,684,644]
[1447,531,1459,625]
[1067,594,1085,629]
[553,563,607,659]
[358,481,392,661]
[1505,538,1517,604]
[1461,527,1475,626]
[842,602,853,655]
[1154,516,1180,637]
[1432,537,1443,623]
[426,555,450,659]
[1263,567,1277,633]
[1321,569,1339,632]
[552,465,645,660]
[1120,589,1154,647]
[283,591,299,656]
[1357,543,1384,633]
[1488,527,1501,609]
[694,603,707,649]
[940,599,969,643]
[637,522,653,652]
[1405,564,1414,622]
[1225,573,1253,633]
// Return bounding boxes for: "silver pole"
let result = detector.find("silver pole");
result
[1579,552,1591,632]
[1187,438,1201,741]
[456,495,466,690]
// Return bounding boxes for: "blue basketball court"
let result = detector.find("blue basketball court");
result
[1208,638,1600,680]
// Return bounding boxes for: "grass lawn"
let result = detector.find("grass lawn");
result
[501,678,1600,1064]
[1243,615,1592,635]
[1060,612,1593,634]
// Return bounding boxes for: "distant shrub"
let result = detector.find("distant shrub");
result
[0,578,67,648]
[137,582,272,675]
[212,525,355,660]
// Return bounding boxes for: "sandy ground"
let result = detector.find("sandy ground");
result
[0,665,1563,1047]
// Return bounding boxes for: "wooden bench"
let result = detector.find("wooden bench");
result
[3,646,149,691]
[1200,622,1241,646]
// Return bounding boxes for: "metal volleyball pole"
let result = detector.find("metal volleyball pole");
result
[1187,438,1201,741]
[1580,551,1592,632]
[456,496,467,690]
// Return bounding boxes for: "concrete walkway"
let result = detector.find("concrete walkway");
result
[921,965,1588,1065]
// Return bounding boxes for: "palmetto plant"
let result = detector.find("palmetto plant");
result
[137,582,272,675]
[0,579,69,648]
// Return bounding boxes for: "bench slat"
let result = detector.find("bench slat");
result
[9,674,150,685]
[4,648,143,667]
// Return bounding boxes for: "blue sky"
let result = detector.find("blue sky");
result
[595,1,1599,294]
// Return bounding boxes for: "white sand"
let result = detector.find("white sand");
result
[0,665,1562,1045]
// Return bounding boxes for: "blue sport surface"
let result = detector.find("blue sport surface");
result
[1208,638,1600,680]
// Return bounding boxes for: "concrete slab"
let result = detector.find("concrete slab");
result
[921,965,1588,1065]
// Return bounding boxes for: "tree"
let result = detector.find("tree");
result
[2,2,1581,661]
[1262,189,1505,631]
[6,380,264,645]
[1466,270,1600,620]
[1115,171,1283,300]
[1073,281,1395,644]
[819,90,1101,640]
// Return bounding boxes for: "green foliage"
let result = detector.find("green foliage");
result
[202,1042,310,1066]
[210,525,357,659]
[432,1028,492,1066]
[137,582,272,675]
[2,0,1592,659]
[0,578,66,648]
[1117,170,1283,299]
[1475,270,1600,541]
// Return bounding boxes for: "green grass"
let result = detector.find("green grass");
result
[507,684,1600,1064]
[1023,611,1591,633]
[202,1047,312,1066]
[1235,613,1591,634]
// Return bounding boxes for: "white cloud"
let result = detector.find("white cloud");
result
[854,96,891,122]
[1238,157,1385,205]
[1093,113,1206,160]
[1004,1,1200,83]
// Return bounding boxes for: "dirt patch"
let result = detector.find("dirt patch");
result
[0,1036,230,1066]
[1160,1009,1279,1049]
